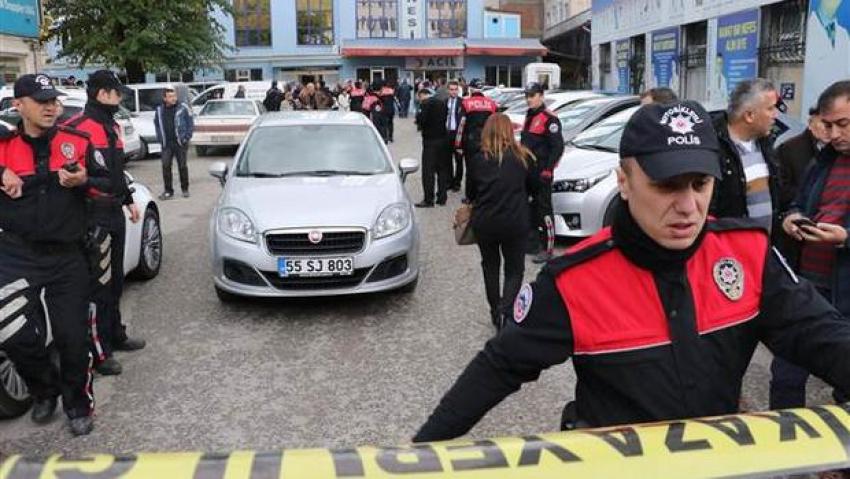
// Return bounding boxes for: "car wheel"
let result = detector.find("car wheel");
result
[215,286,243,303]
[130,207,162,280]
[0,351,31,419]
[394,275,419,294]
[602,196,623,228]
[195,146,208,156]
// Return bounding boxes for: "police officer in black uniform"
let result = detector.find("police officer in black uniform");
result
[455,78,498,198]
[414,101,850,442]
[0,74,104,436]
[520,83,564,264]
[64,70,146,376]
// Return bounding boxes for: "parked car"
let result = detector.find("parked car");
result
[0,172,162,419]
[551,107,806,238]
[208,111,420,302]
[505,90,604,131]
[483,87,524,111]
[191,81,270,113]
[122,82,192,157]
[192,99,265,156]
[555,95,641,142]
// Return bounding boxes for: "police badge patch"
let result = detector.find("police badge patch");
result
[61,142,75,160]
[549,123,559,133]
[514,283,533,324]
[94,150,106,168]
[713,258,744,301]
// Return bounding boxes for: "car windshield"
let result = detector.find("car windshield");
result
[571,106,639,152]
[236,124,393,177]
[201,101,256,116]
[505,97,555,114]
[556,99,611,130]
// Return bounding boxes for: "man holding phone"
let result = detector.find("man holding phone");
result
[777,80,850,409]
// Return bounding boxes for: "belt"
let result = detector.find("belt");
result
[0,231,83,255]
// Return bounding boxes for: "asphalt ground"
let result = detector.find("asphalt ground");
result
[0,115,834,455]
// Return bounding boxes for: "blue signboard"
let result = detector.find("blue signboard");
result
[616,40,630,94]
[0,0,40,38]
[716,9,759,99]
[651,27,679,89]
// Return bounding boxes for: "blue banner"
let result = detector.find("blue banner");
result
[716,9,759,100]
[616,40,630,94]
[0,0,40,38]
[651,27,679,89]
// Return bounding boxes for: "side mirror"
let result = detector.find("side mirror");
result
[209,161,228,187]
[398,157,419,184]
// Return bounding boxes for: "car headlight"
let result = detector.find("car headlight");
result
[218,207,257,243]
[373,203,411,239]
[553,171,611,193]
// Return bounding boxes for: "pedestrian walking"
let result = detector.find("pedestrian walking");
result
[456,78,497,198]
[396,78,412,119]
[154,86,194,200]
[378,81,396,142]
[234,85,246,98]
[263,81,283,112]
[350,81,366,114]
[63,70,147,376]
[520,82,564,263]
[0,74,98,436]
[445,81,464,191]
[467,113,534,328]
[414,100,850,442]
[415,87,450,207]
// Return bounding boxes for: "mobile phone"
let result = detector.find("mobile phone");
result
[62,162,80,173]
[792,217,817,228]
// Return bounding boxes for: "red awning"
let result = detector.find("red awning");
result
[341,47,464,57]
[465,45,548,56]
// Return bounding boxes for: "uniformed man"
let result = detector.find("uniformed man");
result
[64,70,146,376]
[378,81,397,143]
[349,81,366,115]
[0,74,104,436]
[520,82,564,264]
[455,78,497,198]
[414,101,850,442]
[362,82,384,132]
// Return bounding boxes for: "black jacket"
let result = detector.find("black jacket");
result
[467,150,532,239]
[414,217,850,442]
[416,97,448,141]
[775,129,820,266]
[445,96,462,133]
[710,112,783,234]
[520,106,564,177]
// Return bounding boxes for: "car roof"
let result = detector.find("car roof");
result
[205,98,257,103]
[255,111,373,127]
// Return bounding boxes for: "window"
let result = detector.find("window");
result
[759,0,806,65]
[234,0,272,47]
[224,69,263,82]
[297,0,334,45]
[154,71,195,83]
[428,0,466,38]
[485,65,521,87]
[357,0,398,38]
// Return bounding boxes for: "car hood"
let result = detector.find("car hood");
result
[554,147,620,180]
[222,173,405,231]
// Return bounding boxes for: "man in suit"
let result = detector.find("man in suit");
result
[415,88,450,207]
[445,81,464,191]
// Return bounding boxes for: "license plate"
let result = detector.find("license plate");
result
[278,257,354,277]
[211,135,236,143]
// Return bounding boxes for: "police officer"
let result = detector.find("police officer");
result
[0,74,104,436]
[455,78,497,198]
[64,70,146,376]
[520,82,564,264]
[378,80,396,143]
[349,81,366,115]
[414,101,850,442]
[362,82,384,134]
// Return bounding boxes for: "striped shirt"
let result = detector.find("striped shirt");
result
[800,155,850,288]
[734,139,773,230]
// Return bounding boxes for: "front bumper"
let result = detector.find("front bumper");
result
[192,131,248,147]
[210,222,420,298]
[551,175,618,238]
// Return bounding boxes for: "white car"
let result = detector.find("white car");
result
[505,91,605,131]
[122,82,193,157]
[191,81,270,114]
[192,99,265,156]
[0,173,162,419]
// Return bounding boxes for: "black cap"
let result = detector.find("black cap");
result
[620,101,722,181]
[469,78,484,90]
[87,70,132,96]
[14,74,65,101]
[524,82,544,95]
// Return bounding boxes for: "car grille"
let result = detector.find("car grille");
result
[265,230,365,256]
[260,268,370,290]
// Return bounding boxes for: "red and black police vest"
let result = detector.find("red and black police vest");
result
[63,112,123,199]
[556,227,766,355]
[0,127,90,176]
[461,95,498,114]
[526,110,556,135]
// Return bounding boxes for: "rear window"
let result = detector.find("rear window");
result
[201,101,256,116]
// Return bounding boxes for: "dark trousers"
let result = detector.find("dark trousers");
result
[476,234,526,326]
[530,177,555,254]
[0,236,93,418]
[769,287,840,408]
[462,145,480,199]
[161,143,189,194]
[421,138,451,204]
[399,99,411,118]
[387,114,395,141]
[447,131,463,188]
[86,204,128,362]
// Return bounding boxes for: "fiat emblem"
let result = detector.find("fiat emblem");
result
[308,230,323,244]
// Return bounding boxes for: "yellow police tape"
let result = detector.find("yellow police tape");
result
[4,405,850,478]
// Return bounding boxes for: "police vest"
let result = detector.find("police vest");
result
[64,113,125,200]
[557,226,765,355]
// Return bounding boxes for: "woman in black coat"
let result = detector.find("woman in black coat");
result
[466,113,535,328]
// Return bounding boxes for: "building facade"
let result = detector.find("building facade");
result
[590,0,810,117]
[0,0,43,86]
[542,0,591,88]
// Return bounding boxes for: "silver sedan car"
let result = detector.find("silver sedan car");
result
[208,112,421,301]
